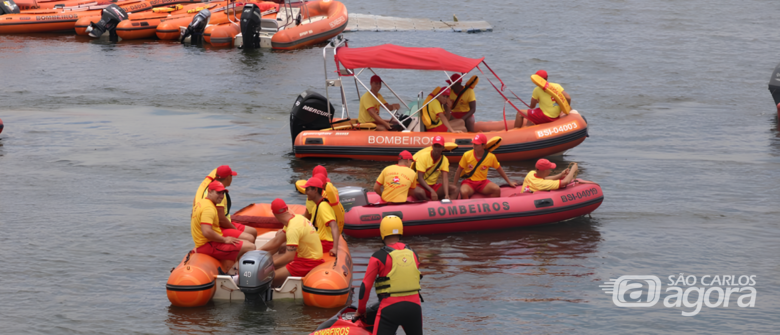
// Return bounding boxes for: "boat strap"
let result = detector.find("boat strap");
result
[462,153,489,180]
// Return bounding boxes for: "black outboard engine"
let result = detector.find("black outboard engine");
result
[769,62,780,105]
[239,4,263,49]
[289,90,335,148]
[181,9,211,45]
[0,0,20,14]
[237,250,275,303]
[85,4,127,42]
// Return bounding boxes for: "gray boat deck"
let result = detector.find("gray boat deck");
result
[345,14,492,33]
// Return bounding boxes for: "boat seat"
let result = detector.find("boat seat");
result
[260,18,279,33]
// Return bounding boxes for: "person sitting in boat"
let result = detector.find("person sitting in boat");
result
[453,133,517,199]
[412,135,457,201]
[354,216,423,335]
[358,75,401,131]
[191,181,256,269]
[303,176,340,256]
[258,198,324,287]
[303,166,345,235]
[521,159,597,193]
[514,70,572,128]
[422,87,464,133]
[374,150,418,203]
[193,165,257,243]
[447,73,478,132]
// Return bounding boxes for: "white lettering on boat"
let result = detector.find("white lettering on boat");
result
[535,122,578,139]
[329,15,346,28]
[368,135,433,146]
[302,132,332,136]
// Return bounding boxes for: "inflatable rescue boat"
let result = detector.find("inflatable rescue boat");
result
[0,0,153,34]
[74,1,221,38]
[309,305,373,335]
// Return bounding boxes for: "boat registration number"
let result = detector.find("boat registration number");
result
[559,187,599,203]
[535,122,578,139]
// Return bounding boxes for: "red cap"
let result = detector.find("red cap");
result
[439,87,451,97]
[303,177,324,189]
[271,198,288,214]
[473,133,487,145]
[216,165,237,178]
[370,75,382,84]
[313,165,328,178]
[208,181,227,192]
[432,135,445,146]
[535,70,548,80]
[535,159,557,171]
[446,73,463,85]
[314,173,328,185]
[398,150,414,161]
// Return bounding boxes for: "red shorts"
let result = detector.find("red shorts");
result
[525,108,557,125]
[286,256,325,277]
[427,123,449,132]
[195,240,243,261]
[221,223,247,238]
[461,179,490,193]
[321,240,334,254]
[423,183,442,198]
[451,112,469,119]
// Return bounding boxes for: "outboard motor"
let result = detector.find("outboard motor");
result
[769,62,780,105]
[237,250,275,303]
[180,9,211,45]
[85,4,127,42]
[0,0,20,14]
[239,4,263,49]
[289,90,335,147]
[339,186,368,212]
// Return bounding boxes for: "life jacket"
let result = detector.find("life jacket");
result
[374,245,421,298]
[421,87,444,130]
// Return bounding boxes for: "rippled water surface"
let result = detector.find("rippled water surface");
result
[2,0,780,334]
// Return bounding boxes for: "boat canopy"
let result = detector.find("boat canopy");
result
[335,44,485,72]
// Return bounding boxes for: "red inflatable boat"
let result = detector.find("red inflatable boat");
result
[309,305,372,335]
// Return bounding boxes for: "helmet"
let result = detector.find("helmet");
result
[379,215,403,239]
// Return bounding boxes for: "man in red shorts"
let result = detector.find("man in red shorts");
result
[453,133,517,199]
[514,70,572,128]
[412,135,457,201]
[191,181,255,267]
[193,165,257,243]
[258,198,324,287]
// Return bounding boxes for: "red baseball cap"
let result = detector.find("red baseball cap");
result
[314,173,328,185]
[535,70,548,80]
[536,159,556,171]
[312,165,329,182]
[303,177,324,189]
[439,87,451,97]
[370,75,382,84]
[473,133,487,145]
[216,165,237,178]
[399,150,414,161]
[208,181,227,192]
[271,198,288,214]
[446,73,463,85]
[432,135,445,146]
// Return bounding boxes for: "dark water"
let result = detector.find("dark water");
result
[2,0,780,333]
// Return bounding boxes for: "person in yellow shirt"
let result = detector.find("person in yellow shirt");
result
[374,150,417,203]
[358,75,401,131]
[258,198,324,287]
[303,177,340,256]
[412,135,457,201]
[522,159,597,193]
[453,133,517,199]
[514,70,572,128]
[447,73,477,132]
[422,87,463,133]
[191,181,255,266]
[194,165,257,243]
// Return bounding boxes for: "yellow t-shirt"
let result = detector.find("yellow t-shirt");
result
[194,169,231,221]
[306,199,337,242]
[423,98,445,130]
[283,215,323,261]
[358,91,389,123]
[413,147,449,185]
[532,83,565,118]
[521,170,562,193]
[191,198,221,248]
[459,150,500,182]
[449,88,476,113]
[376,164,418,203]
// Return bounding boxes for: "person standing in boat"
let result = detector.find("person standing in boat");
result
[453,133,517,199]
[514,70,572,128]
[359,75,401,131]
[447,73,477,132]
[354,216,423,335]
[258,199,324,287]
[374,150,418,203]
[191,181,256,269]
[303,176,340,256]
[521,159,597,193]
[412,135,457,201]
[193,165,257,243]
[421,87,464,133]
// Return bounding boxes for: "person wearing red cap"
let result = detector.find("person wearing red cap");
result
[421,87,464,133]
[258,198,324,287]
[412,135,457,201]
[303,177,340,256]
[191,181,256,267]
[374,150,418,203]
[454,133,517,199]
[193,165,257,243]
[447,73,478,132]
[521,160,596,193]
[514,70,572,128]
[359,75,401,131]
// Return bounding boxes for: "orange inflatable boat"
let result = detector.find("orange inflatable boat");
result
[155,1,246,40]
[200,1,277,47]
[14,0,117,11]
[74,2,220,38]
[0,0,152,34]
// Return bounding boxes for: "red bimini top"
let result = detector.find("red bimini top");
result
[335,44,485,72]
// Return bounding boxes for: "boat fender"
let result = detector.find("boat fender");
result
[181,9,211,45]
[0,0,20,15]
[239,4,263,49]
[86,4,128,41]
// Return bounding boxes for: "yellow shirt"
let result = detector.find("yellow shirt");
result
[449,88,476,113]
[283,215,323,261]
[306,199,337,242]
[191,198,220,248]
[423,98,445,130]
[413,147,449,185]
[532,83,565,118]
[459,150,500,182]
[521,170,562,193]
[358,91,389,123]
[376,164,418,203]
[194,169,231,221]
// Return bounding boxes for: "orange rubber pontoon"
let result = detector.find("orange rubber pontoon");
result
[15,0,117,10]
[0,0,150,34]
[166,251,224,307]
[72,0,205,36]
[155,2,245,40]
[269,0,347,50]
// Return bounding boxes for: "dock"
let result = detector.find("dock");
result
[344,14,493,33]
